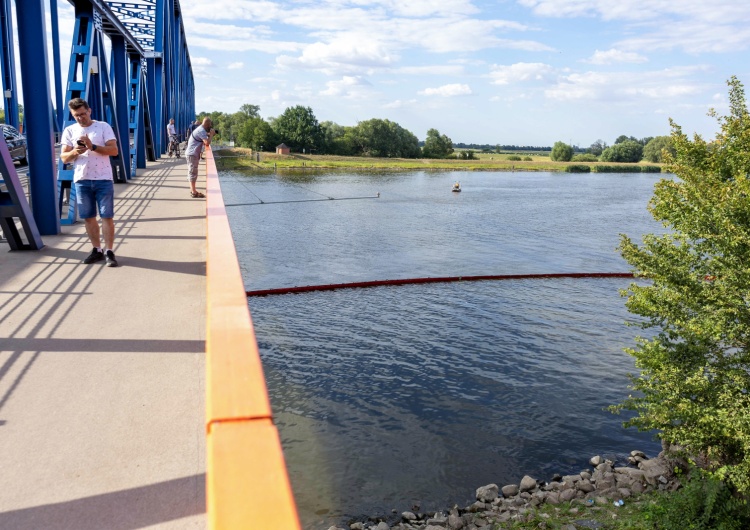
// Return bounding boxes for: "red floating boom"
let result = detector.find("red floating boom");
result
[246,272,635,297]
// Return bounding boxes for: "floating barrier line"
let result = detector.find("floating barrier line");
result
[246,272,635,297]
[226,195,380,207]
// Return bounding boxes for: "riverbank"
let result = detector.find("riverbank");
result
[213,147,660,173]
[333,448,682,530]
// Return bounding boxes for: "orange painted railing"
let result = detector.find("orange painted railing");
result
[204,146,301,529]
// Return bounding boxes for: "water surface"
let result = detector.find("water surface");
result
[221,170,665,529]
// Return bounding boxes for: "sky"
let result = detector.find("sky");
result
[48,0,750,147]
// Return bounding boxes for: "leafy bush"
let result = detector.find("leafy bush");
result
[572,153,598,162]
[615,76,750,494]
[593,165,643,173]
[642,469,750,530]
[523,156,532,161]
[507,155,522,161]
[641,165,662,173]
[565,164,591,173]
[550,141,574,161]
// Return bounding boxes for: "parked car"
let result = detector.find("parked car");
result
[1,124,28,165]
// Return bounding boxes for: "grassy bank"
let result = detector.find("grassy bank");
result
[213,147,660,173]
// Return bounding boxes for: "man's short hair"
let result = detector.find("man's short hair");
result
[68,98,89,111]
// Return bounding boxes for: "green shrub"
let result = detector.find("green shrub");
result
[642,470,750,530]
[641,165,662,173]
[572,153,598,162]
[523,156,532,161]
[593,164,643,173]
[507,155,522,161]
[565,164,591,173]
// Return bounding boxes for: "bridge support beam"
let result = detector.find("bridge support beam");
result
[16,0,59,235]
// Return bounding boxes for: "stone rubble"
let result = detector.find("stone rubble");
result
[326,449,680,530]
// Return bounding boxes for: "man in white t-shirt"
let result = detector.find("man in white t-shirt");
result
[184,117,215,198]
[60,98,120,267]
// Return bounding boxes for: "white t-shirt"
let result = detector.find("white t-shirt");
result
[167,122,176,136]
[61,120,117,182]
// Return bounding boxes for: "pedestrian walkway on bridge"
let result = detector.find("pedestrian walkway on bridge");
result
[0,156,206,529]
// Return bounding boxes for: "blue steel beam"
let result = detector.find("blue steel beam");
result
[16,0,59,235]
[50,0,65,132]
[0,0,19,130]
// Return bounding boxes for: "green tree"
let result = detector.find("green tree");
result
[615,76,750,493]
[351,118,419,158]
[238,104,260,119]
[600,140,643,162]
[588,139,607,156]
[550,141,574,161]
[642,135,675,163]
[422,128,454,158]
[237,117,278,151]
[272,105,322,152]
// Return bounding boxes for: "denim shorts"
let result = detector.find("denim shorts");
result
[75,179,114,219]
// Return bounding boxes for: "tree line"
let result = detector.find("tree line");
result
[197,104,455,159]
[198,103,674,163]
[551,134,675,163]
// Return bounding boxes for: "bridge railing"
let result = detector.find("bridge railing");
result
[204,146,301,529]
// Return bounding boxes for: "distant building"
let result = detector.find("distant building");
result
[276,143,290,155]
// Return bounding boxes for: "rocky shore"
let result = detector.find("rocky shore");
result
[328,449,679,530]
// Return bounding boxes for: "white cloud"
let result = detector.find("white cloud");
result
[583,49,648,65]
[518,0,750,53]
[228,62,244,70]
[418,83,472,97]
[320,76,374,98]
[488,62,556,85]
[383,99,419,109]
[191,57,215,67]
[544,68,706,103]
[394,65,466,76]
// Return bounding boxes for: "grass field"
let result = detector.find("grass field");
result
[213,147,659,173]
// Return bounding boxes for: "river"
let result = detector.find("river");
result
[221,169,666,529]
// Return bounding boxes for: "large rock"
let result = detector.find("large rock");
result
[519,475,537,492]
[639,457,670,484]
[447,513,464,529]
[559,489,578,502]
[476,484,499,502]
[501,484,519,497]
[577,479,595,493]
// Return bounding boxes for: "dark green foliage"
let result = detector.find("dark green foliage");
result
[572,153,598,162]
[422,128,454,158]
[600,140,644,162]
[643,135,676,163]
[565,164,591,173]
[457,150,476,160]
[351,118,420,158]
[507,155,522,161]
[640,165,662,173]
[593,165,643,173]
[642,470,750,530]
[550,141,574,161]
[523,156,532,161]
[272,105,323,152]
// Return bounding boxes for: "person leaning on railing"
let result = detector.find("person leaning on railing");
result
[184,117,215,198]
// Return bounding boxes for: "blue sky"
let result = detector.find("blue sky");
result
[53,0,750,147]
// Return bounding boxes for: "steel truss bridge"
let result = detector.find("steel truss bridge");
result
[0,0,195,244]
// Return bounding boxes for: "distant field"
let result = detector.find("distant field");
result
[212,147,656,173]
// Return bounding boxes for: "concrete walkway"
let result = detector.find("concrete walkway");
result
[0,157,206,529]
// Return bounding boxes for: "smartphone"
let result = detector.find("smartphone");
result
[77,140,85,146]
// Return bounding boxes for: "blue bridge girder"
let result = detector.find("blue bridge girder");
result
[0,0,194,239]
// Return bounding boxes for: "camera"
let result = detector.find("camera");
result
[77,140,85,146]
[211,128,220,135]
